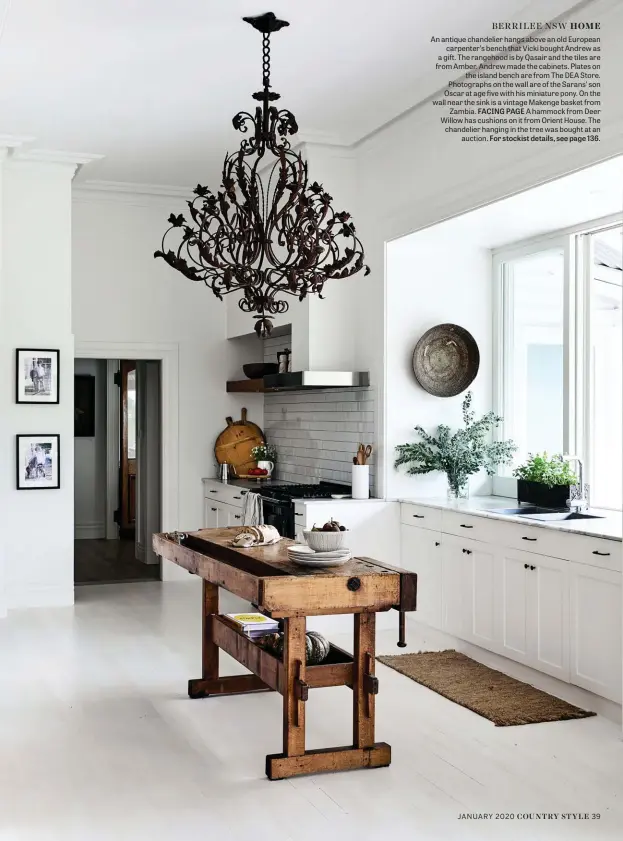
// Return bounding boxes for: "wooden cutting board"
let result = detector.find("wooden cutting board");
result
[214,408,265,476]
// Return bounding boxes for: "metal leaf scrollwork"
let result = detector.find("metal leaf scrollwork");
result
[154,13,369,338]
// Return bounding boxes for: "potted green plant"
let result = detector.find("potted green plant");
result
[394,392,517,500]
[513,453,578,509]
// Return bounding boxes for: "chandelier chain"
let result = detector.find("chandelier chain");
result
[262,33,271,89]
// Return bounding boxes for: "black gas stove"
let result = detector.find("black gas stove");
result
[260,482,350,538]
[260,481,350,502]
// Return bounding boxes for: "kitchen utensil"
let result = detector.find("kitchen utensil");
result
[242,363,278,379]
[303,529,347,552]
[214,408,265,476]
[220,462,229,483]
[352,464,370,499]
[412,323,480,397]
[353,457,358,465]
[356,444,372,465]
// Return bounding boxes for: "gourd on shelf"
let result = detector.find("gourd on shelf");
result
[261,630,330,665]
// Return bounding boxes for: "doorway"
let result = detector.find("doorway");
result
[74,357,162,585]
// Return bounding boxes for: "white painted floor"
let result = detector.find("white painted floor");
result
[1,581,622,841]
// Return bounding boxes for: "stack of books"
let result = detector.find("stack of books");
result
[225,612,279,640]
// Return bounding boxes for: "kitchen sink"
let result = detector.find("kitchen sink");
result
[517,511,604,522]
[486,506,553,516]
[485,506,604,521]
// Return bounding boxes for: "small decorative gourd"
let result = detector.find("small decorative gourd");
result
[261,630,330,665]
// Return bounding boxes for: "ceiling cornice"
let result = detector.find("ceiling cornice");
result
[77,179,192,198]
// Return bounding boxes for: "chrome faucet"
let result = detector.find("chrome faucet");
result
[562,455,589,512]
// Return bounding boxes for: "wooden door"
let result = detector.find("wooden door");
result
[119,360,137,538]
[400,525,442,629]
[527,553,569,681]
[569,561,621,702]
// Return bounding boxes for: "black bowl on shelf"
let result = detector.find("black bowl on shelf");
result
[243,363,279,380]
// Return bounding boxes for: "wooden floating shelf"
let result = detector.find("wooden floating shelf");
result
[226,378,265,393]
[210,615,354,694]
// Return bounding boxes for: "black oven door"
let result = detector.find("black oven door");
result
[261,497,295,539]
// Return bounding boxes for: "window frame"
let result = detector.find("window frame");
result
[492,213,623,507]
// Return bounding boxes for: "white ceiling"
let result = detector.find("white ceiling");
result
[0,0,583,186]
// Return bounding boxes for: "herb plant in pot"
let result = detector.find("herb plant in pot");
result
[513,453,578,509]
[395,392,517,501]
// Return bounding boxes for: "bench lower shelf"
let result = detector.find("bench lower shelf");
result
[191,614,355,697]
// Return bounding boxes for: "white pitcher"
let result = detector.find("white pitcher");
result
[257,460,274,477]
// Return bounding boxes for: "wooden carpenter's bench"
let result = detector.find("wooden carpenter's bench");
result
[153,528,417,780]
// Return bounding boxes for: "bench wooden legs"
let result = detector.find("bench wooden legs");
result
[265,612,391,780]
[202,580,219,680]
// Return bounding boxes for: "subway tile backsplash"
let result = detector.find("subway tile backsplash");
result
[264,387,376,487]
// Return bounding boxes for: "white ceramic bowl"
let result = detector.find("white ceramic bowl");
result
[303,528,347,552]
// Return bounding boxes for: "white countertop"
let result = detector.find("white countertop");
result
[398,495,622,542]
[291,497,386,504]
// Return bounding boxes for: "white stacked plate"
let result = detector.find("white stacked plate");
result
[287,544,352,567]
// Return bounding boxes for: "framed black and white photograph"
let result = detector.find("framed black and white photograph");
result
[16,434,60,490]
[15,349,60,404]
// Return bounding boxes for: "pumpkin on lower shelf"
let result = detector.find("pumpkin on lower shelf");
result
[261,630,330,665]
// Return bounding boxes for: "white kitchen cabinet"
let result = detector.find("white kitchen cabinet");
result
[529,553,569,681]
[441,534,496,650]
[497,548,531,665]
[400,525,442,629]
[399,501,621,703]
[569,562,622,703]
[203,500,243,528]
[495,547,569,679]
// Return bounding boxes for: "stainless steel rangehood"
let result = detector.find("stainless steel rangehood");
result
[263,371,370,391]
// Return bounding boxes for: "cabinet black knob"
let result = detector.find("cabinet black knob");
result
[413,514,424,519]
[462,548,472,555]
[347,577,361,592]
[209,490,217,493]
[435,541,441,547]
[234,515,241,520]
[530,565,536,571]
[522,536,537,542]
[593,550,610,556]
[211,507,217,512]
[460,524,473,529]
[233,496,242,500]
[524,563,529,569]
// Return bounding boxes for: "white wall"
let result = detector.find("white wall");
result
[71,190,262,580]
[354,0,623,497]
[0,157,76,610]
[74,358,107,538]
[386,231,492,500]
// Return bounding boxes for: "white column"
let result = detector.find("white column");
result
[0,150,93,610]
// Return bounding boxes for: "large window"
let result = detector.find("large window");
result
[495,220,622,510]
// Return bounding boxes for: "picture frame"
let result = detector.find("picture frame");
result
[16,434,61,490]
[15,349,60,404]
[74,374,96,437]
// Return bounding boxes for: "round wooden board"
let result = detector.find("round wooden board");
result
[214,408,265,476]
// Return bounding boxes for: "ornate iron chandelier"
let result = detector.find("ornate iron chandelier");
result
[155,11,369,338]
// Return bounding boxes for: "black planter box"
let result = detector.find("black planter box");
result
[517,479,570,509]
